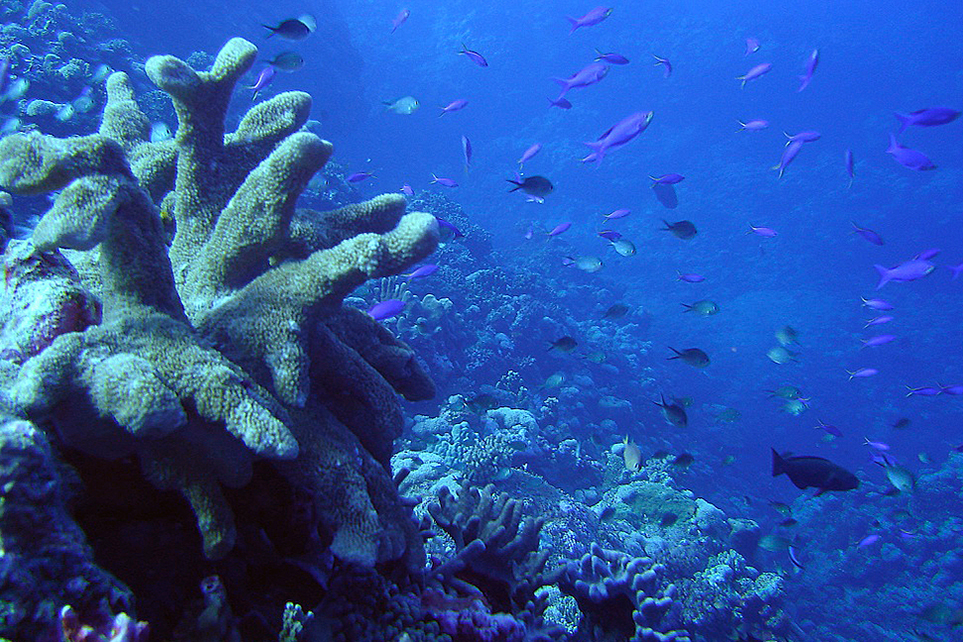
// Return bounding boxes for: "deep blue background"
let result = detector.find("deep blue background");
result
[83,0,961,588]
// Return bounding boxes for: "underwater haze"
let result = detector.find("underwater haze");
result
[1,0,962,640]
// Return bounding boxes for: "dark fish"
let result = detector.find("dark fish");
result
[778,518,798,527]
[602,303,629,319]
[507,175,554,198]
[892,417,911,430]
[672,453,694,468]
[660,512,678,527]
[661,219,697,239]
[667,347,710,368]
[652,182,678,208]
[263,15,316,40]
[654,393,687,428]
[772,448,859,495]
[548,336,577,352]
[768,501,792,516]
[465,394,498,414]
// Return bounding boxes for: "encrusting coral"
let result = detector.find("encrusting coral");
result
[0,36,438,571]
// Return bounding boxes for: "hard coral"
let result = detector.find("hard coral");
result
[0,36,437,571]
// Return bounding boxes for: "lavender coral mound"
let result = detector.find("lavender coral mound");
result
[556,543,691,642]
[0,33,437,579]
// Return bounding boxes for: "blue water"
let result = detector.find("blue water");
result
[7,0,963,639]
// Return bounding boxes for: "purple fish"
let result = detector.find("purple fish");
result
[439,99,469,117]
[548,97,573,109]
[368,299,405,321]
[797,49,819,92]
[347,171,375,183]
[860,334,895,348]
[250,66,276,100]
[844,149,855,187]
[906,385,941,397]
[894,107,961,134]
[857,534,880,548]
[581,111,654,165]
[773,139,804,179]
[873,259,934,289]
[605,208,630,220]
[594,50,629,65]
[737,119,769,132]
[864,315,893,328]
[785,131,821,144]
[431,174,458,188]
[914,248,940,261]
[745,37,760,56]
[861,297,893,311]
[459,44,488,67]
[565,6,613,33]
[847,367,879,380]
[939,383,963,395]
[886,134,936,171]
[948,263,963,280]
[552,62,608,98]
[391,8,410,33]
[518,143,542,167]
[400,183,414,196]
[738,62,772,88]
[864,438,890,451]
[650,173,684,185]
[461,135,472,170]
[548,222,572,237]
[597,230,621,241]
[851,222,884,246]
[677,272,705,283]
[404,264,438,280]
[748,224,777,238]
[653,54,672,78]
[815,420,843,437]
[435,217,464,240]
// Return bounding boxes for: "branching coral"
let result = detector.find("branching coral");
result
[0,37,437,570]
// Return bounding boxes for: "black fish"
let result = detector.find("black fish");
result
[263,15,315,40]
[771,448,859,495]
[602,303,629,319]
[465,394,498,414]
[672,453,694,468]
[507,175,554,198]
[661,219,697,239]
[548,336,577,352]
[654,393,687,429]
[652,181,678,208]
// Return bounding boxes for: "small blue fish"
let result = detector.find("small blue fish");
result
[653,54,672,78]
[368,299,405,321]
[594,49,629,65]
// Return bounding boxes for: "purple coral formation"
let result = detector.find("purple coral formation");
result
[556,543,690,642]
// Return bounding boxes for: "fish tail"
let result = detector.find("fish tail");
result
[894,113,910,135]
[565,16,580,33]
[771,448,786,477]
[506,179,521,192]
[262,25,275,38]
[873,264,891,290]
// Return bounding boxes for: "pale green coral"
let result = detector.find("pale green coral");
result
[0,37,437,564]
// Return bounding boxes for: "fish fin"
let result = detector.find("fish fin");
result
[579,141,605,164]
[771,448,786,477]
[893,113,910,135]
[873,264,891,290]
[565,16,580,33]
[506,179,521,192]
[262,25,275,38]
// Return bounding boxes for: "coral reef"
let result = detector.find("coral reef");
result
[0,416,133,641]
[0,36,437,638]
[555,543,689,642]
